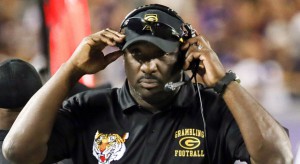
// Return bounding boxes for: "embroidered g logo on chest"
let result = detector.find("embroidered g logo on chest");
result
[179,136,201,149]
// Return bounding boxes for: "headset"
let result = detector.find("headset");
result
[119,4,211,163]
[119,4,199,71]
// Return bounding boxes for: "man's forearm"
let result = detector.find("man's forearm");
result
[222,82,293,164]
[2,62,83,163]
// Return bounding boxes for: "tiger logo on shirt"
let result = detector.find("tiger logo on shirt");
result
[93,131,129,164]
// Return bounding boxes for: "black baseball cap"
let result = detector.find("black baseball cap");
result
[120,4,185,53]
[0,59,43,108]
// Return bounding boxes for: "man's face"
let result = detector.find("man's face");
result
[124,41,182,103]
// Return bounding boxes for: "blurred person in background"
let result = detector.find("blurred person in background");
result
[230,34,292,116]
[0,0,47,81]
[0,59,74,164]
[0,59,43,164]
[3,4,293,164]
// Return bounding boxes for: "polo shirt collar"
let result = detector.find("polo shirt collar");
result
[117,81,137,110]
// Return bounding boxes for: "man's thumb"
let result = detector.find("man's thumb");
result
[104,50,123,64]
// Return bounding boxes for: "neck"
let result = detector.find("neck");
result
[137,96,176,113]
[0,108,21,130]
[129,85,179,113]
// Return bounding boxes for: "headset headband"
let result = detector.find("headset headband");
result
[120,4,185,29]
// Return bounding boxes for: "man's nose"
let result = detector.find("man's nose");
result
[140,60,158,74]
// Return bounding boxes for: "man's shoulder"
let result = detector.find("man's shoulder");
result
[80,87,117,97]
[63,87,120,108]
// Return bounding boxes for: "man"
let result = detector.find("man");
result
[0,59,43,164]
[3,4,293,164]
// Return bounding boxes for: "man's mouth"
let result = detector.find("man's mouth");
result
[139,78,160,89]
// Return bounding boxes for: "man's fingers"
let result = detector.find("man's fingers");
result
[181,34,210,51]
[183,51,201,70]
[103,28,125,43]
[199,35,211,48]
[85,29,125,47]
[105,28,125,38]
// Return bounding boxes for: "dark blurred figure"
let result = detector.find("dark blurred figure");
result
[0,59,43,164]
[0,59,78,164]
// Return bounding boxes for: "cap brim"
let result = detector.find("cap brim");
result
[122,29,179,53]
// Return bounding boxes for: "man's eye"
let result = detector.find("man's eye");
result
[130,49,144,62]
[131,49,142,57]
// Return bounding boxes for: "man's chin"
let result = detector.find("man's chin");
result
[138,87,173,101]
[138,87,161,96]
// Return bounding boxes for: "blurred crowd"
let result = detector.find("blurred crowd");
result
[1,0,300,159]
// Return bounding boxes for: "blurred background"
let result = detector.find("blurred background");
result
[0,0,299,162]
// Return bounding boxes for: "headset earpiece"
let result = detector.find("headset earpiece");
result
[179,23,200,71]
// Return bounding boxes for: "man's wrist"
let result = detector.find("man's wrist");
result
[60,62,85,85]
[213,70,240,94]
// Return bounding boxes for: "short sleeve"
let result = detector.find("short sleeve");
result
[209,106,251,164]
[225,120,251,163]
[42,96,80,163]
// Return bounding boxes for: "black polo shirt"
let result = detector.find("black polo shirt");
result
[43,80,250,164]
